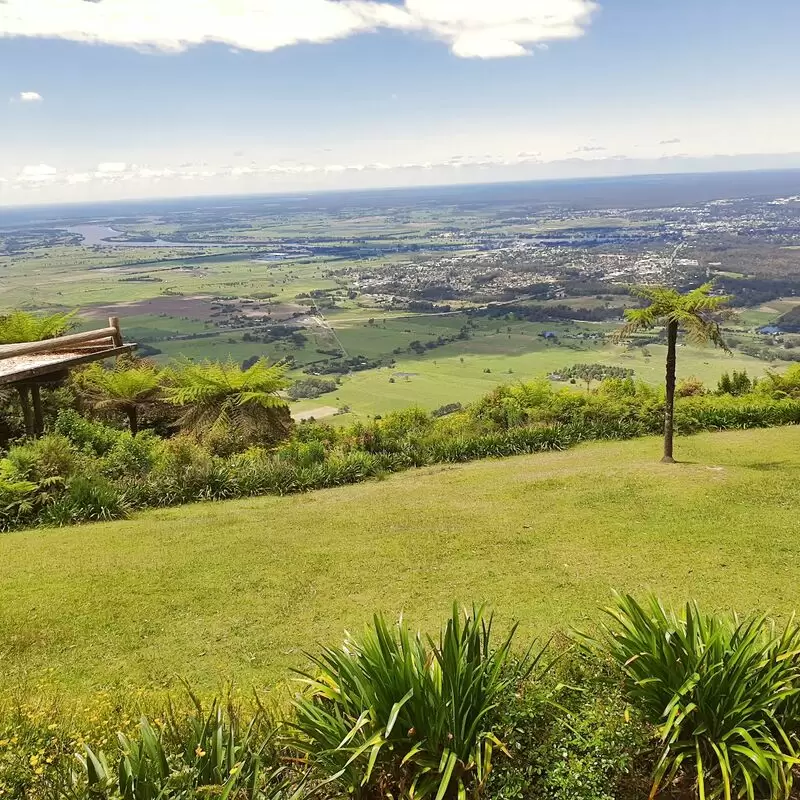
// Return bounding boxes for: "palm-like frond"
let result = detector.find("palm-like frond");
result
[0,310,76,344]
[616,283,731,349]
[81,363,162,414]
[163,358,290,443]
[583,595,800,800]
[83,364,161,401]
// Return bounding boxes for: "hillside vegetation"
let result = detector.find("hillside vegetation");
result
[2,426,798,696]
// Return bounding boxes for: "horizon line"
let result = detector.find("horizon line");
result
[3,164,800,215]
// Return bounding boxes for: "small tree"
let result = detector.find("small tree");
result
[617,283,730,463]
[163,358,291,449]
[80,362,162,435]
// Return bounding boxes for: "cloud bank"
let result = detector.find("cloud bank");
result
[17,91,43,102]
[0,0,598,59]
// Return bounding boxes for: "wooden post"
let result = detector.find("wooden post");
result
[109,317,123,347]
[31,385,44,437]
[16,385,34,438]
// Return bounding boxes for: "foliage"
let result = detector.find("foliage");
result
[291,604,542,799]
[41,475,128,526]
[163,359,292,452]
[756,364,800,399]
[554,364,635,388]
[717,370,753,396]
[584,594,800,800]
[2,372,800,531]
[618,283,731,348]
[0,310,76,344]
[286,377,338,401]
[55,409,123,456]
[78,362,162,435]
[11,599,800,800]
[676,376,706,397]
[487,654,652,800]
[81,692,293,800]
[617,282,732,460]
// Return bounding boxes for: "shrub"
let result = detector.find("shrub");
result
[0,476,40,530]
[717,370,752,396]
[291,604,543,799]
[41,475,128,526]
[286,376,338,400]
[3,434,82,483]
[101,431,163,480]
[756,364,800,399]
[676,376,706,397]
[82,693,291,800]
[0,310,75,344]
[487,653,652,800]
[585,595,800,800]
[54,409,122,456]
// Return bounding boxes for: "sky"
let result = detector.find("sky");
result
[1,0,800,207]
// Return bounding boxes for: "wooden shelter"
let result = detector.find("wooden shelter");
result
[0,317,136,437]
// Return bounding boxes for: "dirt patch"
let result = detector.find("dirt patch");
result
[83,295,305,324]
[292,406,339,421]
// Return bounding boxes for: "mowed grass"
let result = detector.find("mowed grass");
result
[0,427,799,698]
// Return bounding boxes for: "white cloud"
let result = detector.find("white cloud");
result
[66,172,92,184]
[17,91,43,102]
[0,0,597,59]
[18,163,57,182]
[96,161,128,173]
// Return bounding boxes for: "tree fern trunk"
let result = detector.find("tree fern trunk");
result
[663,321,679,463]
[126,406,139,436]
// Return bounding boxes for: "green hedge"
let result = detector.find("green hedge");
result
[0,379,799,531]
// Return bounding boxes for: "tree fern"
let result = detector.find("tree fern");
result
[163,358,291,448]
[80,362,162,434]
[616,282,730,461]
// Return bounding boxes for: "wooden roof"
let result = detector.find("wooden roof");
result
[0,320,136,386]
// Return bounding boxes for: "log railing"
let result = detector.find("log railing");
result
[0,317,124,359]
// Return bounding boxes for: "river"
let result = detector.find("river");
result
[65,224,214,248]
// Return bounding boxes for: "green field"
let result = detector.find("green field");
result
[293,330,791,417]
[1,426,798,698]
[3,221,798,420]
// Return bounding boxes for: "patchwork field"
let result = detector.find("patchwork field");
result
[1,426,798,698]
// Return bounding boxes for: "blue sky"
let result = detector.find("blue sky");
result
[1,0,799,206]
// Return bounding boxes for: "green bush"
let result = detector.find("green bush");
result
[54,409,122,456]
[291,604,544,799]
[3,434,82,484]
[41,475,128,526]
[487,654,652,800]
[82,694,291,800]
[585,595,800,800]
[3,375,800,531]
[101,431,162,480]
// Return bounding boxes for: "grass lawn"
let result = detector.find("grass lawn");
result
[1,426,799,699]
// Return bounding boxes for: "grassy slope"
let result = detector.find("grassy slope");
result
[1,426,798,697]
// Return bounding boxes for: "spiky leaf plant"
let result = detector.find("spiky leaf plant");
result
[584,594,800,800]
[290,604,544,800]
